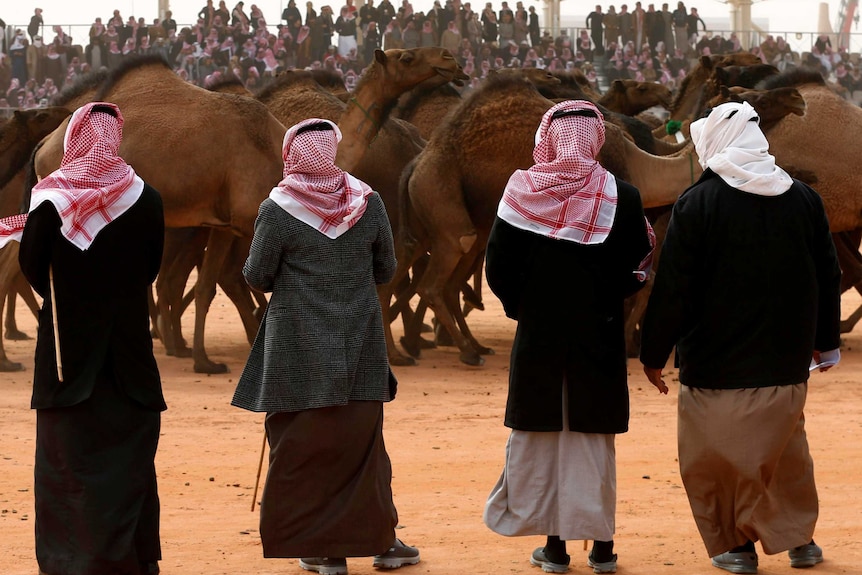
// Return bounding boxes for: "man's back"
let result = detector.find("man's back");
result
[640,170,841,389]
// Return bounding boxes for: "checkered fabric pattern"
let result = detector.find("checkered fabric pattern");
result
[499,100,617,245]
[29,102,144,251]
[0,214,28,249]
[270,118,373,239]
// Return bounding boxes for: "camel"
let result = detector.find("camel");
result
[597,79,673,116]
[0,107,73,371]
[668,53,764,122]
[394,82,462,140]
[33,55,288,374]
[703,85,807,131]
[151,49,464,369]
[710,63,780,90]
[753,68,862,332]
[388,73,701,366]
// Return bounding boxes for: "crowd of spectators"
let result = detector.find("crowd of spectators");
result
[1,1,861,111]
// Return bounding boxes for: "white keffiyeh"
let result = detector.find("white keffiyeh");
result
[690,101,793,196]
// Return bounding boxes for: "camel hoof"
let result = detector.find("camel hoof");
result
[0,358,25,372]
[389,353,416,367]
[477,346,494,356]
[4,329,31,341]
[173,346,193,358]
[400,336,423,359]
[459,350,484,366]
[194,359,229,374]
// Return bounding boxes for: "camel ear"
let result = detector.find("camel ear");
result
[612,79,626,92]
[374,49,387,66]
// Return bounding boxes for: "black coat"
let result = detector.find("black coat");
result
[640,170,841,389]
[19,184,166,411]
[486,179,653,433]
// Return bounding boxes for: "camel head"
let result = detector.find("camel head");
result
[610,79,673,112]
[706,85,807,131]
[492,68,561,93]
[372,48,467,97]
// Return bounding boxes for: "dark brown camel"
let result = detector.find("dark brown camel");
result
[703,85,806,131]
[0,107,73,371]
[389,74,700,366]
[597,79,673,116]
[668,53,765,122]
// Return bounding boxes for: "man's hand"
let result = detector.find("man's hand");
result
[643,365,669,394]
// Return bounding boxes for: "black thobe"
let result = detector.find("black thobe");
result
[19,184,166,575]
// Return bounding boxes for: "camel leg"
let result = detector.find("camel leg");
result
[192,229,234,374]
[379,237,425,366]
[217,237,261,345]
[0,245,24,371]
[445,246,493,356]
[413,240,484,366]
[157,229,207,357]
[18,274,41,318]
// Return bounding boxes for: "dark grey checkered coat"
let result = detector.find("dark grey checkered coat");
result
[231,192,396,413]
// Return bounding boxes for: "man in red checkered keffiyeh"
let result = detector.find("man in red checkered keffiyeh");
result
[269,118,373,239]
[28,101,145,250]
[483,99,657,574]
[498,99,655,279]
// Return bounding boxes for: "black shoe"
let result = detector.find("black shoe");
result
[789,542,823,568]
[530,547,570,573]
[711,550,758,574]
[299,557,348,575]
[372,539,420,569]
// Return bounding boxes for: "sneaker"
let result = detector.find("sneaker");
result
[711,550,758,574]
[372,539,420,569]
[789,543,823,568]
[299,557,348,575]
[530,547,570,573]
[588,552,618,574]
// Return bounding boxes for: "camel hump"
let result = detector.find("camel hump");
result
[51,68,111,107]
[96,54,174,100]
[757,67,827,90]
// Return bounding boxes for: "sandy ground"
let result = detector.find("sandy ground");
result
[1,285,861,575]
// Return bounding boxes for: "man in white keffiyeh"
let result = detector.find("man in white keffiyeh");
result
[641,101,841,574]
[18,101,166,575]
[484,100,655,575]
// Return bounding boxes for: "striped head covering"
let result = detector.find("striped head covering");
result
[0,214,28,249]
[690,101,792,196]
[498,100,618,244]
[28,101,145,250]
[268,118,373,239]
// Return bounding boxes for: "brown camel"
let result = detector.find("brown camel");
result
[755,69,862,332]
[389,73,701,366]
[33,55,287,373]
[153,49,463,369]
[703,85,807,131]
[394,82,462,140]
[668,53,764,121]
[597,79,673,116]
[0,108,73,371]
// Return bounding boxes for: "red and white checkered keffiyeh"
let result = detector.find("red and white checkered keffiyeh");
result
[499,100,655,281]
[0,214,28,249]
[269,118,373,239]
[28,102,144,251]
[498,100,618,244]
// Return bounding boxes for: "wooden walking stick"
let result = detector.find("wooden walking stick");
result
[251,426,268,512]
[48,265,63,382]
